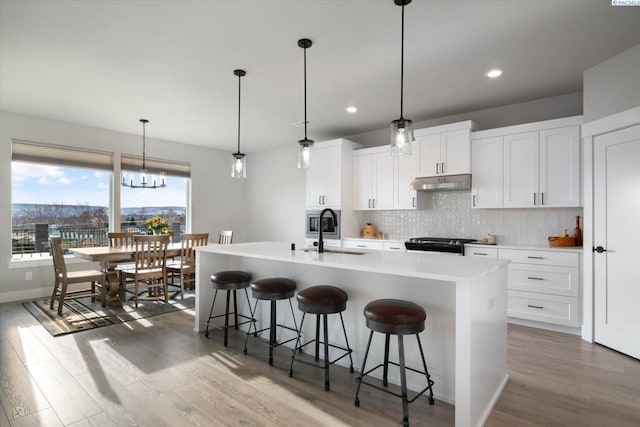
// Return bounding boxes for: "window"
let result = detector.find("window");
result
[11,141,112,260]
[120,154,190,237]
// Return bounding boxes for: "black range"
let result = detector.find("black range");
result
[404,237,477,255]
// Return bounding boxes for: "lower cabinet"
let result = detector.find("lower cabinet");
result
[465,245,581,329]
[342,239,406,251]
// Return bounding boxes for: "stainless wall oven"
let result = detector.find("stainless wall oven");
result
[305,209,341,240]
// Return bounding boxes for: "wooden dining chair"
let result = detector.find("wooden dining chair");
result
[49,236,106,315]
[118,234,169,308]
[218,230,233,245]
[166,232,209,299]
[106,232,136,280]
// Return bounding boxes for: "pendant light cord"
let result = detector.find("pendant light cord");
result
[141,120,146,170]
[237,72,242,154]
[400,2,405,119]
[303,45,308,140]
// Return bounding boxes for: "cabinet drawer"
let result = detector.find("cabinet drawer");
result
[465,247,498,258]
[508,290,579,327]
[383,242,406,252]
[508,264,578,297]
[499,248,579,267]
[343,240,384,250]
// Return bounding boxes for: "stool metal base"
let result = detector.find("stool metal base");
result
[243,298,299,366]
[289,312,354,391]
[354,330,435,427]
[205,288,256,346]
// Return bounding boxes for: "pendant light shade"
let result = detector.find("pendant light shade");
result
[231,69,247,179]
[390,0,414,156]
[121,119,167,188]
[297,38,314,169]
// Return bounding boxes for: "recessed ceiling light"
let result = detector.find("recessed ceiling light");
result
[346,106,358,114]
[486,69,503,78]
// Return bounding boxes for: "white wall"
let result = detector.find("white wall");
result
[245,145,307,246]
[583,43,640,123]
[1,111,246,302]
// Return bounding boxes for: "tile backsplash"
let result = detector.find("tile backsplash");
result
[355,192,582,246]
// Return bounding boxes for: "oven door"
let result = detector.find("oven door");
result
[305,210,340,239]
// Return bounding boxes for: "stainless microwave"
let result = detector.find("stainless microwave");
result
[305,209,341,239]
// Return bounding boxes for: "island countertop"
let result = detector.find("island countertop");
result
[196,241,508,283]
[195,241,509,427]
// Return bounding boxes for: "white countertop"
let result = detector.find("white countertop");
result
[197,241,508,283]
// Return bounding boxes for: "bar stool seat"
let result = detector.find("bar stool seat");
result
[244,277,299,366]
[205,270,255,346]
[355,299,435,427]
[289,285,354,391]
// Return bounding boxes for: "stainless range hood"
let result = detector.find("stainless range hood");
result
[411,174,472,192]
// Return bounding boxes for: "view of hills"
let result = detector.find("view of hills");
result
[12,203,185,217]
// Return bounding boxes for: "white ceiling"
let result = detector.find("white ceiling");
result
[1,0,640,154]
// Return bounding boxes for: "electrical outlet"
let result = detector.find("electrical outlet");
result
[25,271,32,281]
[488,296,495,309]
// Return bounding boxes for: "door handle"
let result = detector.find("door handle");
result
[593,246,607,253]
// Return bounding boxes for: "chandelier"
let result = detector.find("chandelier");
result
[121,119,167,189]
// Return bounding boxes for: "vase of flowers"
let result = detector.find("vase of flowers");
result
[146,216,169,235]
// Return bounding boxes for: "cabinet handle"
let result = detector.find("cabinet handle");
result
[527,304,544,309]
[541,192,544,205]
[472,195,476,207]
[389,246,401,250]
[441,162,445,174]
[368,199,371,208]
[356,245,366,248]
[527,256,544,259]
[533,192,537,205]
[436,163,439,174]
[412,197,416,208]
[372,199,376,208]
[527,276,544,281]
[319,196,322,205]
[473,252,488,256]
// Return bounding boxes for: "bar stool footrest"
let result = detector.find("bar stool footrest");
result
[356,362,435,404]
[292,339,353,366]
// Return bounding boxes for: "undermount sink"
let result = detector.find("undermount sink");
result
[302,248,366,255]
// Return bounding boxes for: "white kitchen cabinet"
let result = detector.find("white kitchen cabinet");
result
[472,116,582,209]
[499,248,580,328]
[471,136,503,208]
[394,150,418,209]
[416,125,475,177]
[353,146,409,210]
[353,149,394,210]
[465,245,498,258]
[306,139,360,209]
[342,239,384,250]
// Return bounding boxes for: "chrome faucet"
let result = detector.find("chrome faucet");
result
[317,208,337,254]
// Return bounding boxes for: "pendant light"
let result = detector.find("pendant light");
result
[231,69,247,179]
[390,0,413,156]
[297,38,313,169]
[121,119,167,188]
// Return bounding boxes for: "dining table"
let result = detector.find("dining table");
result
[70,242,214,307]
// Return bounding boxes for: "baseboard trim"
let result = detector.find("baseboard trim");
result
[0,286,51,303]
[508,317,581,336]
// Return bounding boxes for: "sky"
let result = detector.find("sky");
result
[12,162,187,208]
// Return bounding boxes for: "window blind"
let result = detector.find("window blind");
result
[121,155,191,178]
[12,140,114,170]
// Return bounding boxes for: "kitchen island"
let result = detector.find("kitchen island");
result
[195,242,509,427]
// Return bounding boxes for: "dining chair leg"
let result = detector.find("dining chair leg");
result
[50,278,58,310]
[58,281,68,315]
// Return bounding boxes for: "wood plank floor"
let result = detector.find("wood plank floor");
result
[1,300,639,426]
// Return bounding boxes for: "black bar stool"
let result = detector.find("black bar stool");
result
[289,285,354,391]
[354,299,435,427]
[205,271,256,346]
[244,277,299,366]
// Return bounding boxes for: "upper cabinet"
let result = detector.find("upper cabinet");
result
[353,145,417,211]
[471,116,582,209]
[415,121,477,177]
[306,139,361,209]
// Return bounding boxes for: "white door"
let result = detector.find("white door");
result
[372,152,394,209]
[441,129,471,175]
[395,152,417,209]
[417,133,441,176]
[594,124,640,359]
[503,131,539,208]
[471,136,503,208]
[539,125,581,207]
[353,154,373,210]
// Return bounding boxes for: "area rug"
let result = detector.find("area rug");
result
[23,289,195,337]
